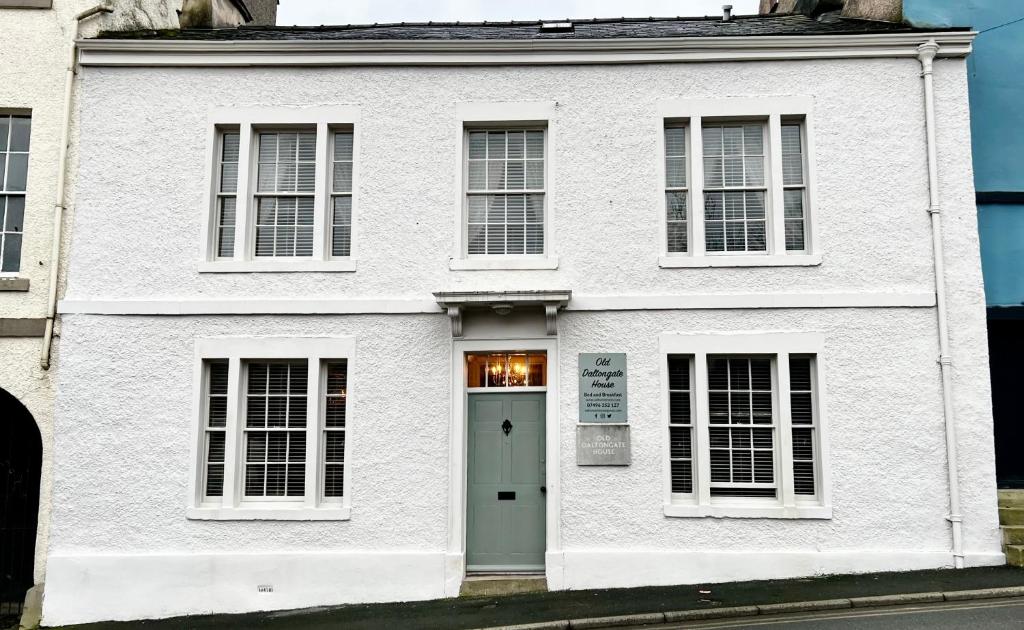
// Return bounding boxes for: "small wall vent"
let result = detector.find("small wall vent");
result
[257,585,274,593]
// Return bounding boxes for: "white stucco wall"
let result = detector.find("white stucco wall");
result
[0,0,179,589]
[44,53,1001,623]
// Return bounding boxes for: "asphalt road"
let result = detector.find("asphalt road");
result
[637,598,1024,629]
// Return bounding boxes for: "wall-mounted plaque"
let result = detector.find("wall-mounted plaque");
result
[576,424,630,466]
[578,353,627,423]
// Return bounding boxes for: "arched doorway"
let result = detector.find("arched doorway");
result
[0,388,40,617]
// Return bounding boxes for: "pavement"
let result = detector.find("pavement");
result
[625,597,1024,628]
[51,566,1024,630]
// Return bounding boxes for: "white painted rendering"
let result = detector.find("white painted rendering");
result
[45,34,1002,625]
[0,0,181,590]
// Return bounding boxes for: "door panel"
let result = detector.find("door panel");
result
[467,392,546,571]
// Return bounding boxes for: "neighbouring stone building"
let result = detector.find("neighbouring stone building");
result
[37,5,1004,626]
[0,0,275,623]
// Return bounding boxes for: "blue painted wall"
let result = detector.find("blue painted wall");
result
[906,0,1024,307]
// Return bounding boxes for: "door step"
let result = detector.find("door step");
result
[460,575,548,598]
[998,490,1024,566]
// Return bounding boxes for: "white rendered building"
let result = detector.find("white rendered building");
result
[44,9,1001,625]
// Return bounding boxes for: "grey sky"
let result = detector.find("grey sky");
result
[277,0,761,26]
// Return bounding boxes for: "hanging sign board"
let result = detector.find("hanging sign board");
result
[578,353,627,423]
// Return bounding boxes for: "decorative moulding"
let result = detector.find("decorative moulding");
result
[433,289,572,337]
[77,32,976,67]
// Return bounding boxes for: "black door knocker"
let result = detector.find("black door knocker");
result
[501,418,513,436]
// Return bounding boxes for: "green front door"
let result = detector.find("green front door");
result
[467,392,546,572]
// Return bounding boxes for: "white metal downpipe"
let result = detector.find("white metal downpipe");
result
[917,39,964,569]
[40,4,112,370]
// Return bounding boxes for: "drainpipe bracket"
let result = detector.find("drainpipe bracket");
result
[938,355,953,367]
[947,514,963,523]
[927,205,942,215]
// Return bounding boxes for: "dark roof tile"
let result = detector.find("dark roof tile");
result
[95,12,966,41]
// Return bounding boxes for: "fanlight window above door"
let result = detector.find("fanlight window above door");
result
[467,353,546,388]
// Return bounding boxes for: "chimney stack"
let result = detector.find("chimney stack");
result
[722,4,733,21]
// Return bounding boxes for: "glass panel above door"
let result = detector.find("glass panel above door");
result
[467,352,546,388]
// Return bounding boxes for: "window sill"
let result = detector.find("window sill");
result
[658,254,822,268]
[0,277,29,292]
[198,260,357,273]
[449,256,559,271]
[663,503,831,519]
[186,506,351,521]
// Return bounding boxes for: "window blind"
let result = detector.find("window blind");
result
[781,124,808,252]
[330,131,353,257]
[0,115,30,273]
[664,126,689,253]
[323,361,347,498]
[203,360,229,499]
[668,356,694,494]
[707,356,776,498]
[789,355,817,496]
[215,130,239,258]
[702,124,768,253]
[255,131,316,257]
[243,361,308,498]
[466,129,545,256]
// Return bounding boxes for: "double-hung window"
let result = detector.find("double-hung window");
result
[661,332,829,519]
[201,107,358,272]
[0,114,30,274]
[465,128,546,257]
[658,97,817,267]
[452,102,557,270]
[190,337,354,520]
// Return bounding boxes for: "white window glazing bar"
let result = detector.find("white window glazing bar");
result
[304,359,320,508]
[693,350,712,505]
[312,122,329,260]
[222,356,242,507]
[233,124,253,260]
[776,352,795,507]
[689,118,706,257]
[769,114,786,255]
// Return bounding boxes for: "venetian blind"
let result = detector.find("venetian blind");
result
[789,355,817,496]
[782,124,808,252]
[244,361,308,498]
[203,360,229,499]
[702,123,768,253]
[255,131,317,257]
[466,129,545,255]
[665,126,689,253]
[707,356,776,498]
[323,361,348,498]
[668,356,694,494]
[215,131,239,258]
[331,131,354,257]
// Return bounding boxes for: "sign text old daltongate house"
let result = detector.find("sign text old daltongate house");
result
[578,353,627,423]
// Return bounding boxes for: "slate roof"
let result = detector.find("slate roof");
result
[96,11,968,41]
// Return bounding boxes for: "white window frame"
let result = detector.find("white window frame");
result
[656,97,821,268]
[187,336,355,520]
[450,101,559,271]
[659,331,831,519]
[0,110,31,277]
[199,106,360,273]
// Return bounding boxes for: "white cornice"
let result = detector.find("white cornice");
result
[76,31,975,67]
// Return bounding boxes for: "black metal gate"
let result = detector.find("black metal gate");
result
[0,388,40,617]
